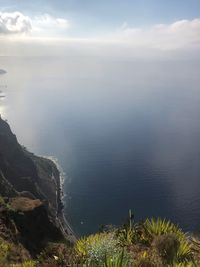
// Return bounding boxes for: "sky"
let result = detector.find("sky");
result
[0,0,200,57]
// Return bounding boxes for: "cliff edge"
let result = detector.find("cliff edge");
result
[0,117,75,259]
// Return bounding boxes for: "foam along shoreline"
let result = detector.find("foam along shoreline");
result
[41,155,77,243]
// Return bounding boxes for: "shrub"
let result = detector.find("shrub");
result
[152,231,193,264]
[37,242,74,267]
[167,262,195,267]
[102,251,129,267]
[10,261,36,267]
[75,251,129,267]
[75,232,120,263]
[133,251,162,267]
[143,218,193,264]
[116,210,144,246]
[143,218,185,240]
[0,196,5,206]
[0,241,9,266]
[153,234,180,263]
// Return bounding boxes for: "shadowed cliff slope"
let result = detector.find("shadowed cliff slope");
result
[0,117,62,214]
[0,117,72,261]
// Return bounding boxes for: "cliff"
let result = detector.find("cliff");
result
[0,117,60,213]
[0,117,75,260]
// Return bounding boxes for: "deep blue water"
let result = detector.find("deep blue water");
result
[1,57,200,236]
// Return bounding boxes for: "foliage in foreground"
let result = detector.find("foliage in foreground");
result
[11,261,36,267]
[75,232,122,263]
[2,214,200,266]
[143,218,193,264]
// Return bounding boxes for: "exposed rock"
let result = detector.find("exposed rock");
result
[0,197,64,257]
[0,117,75,259]
[0,117,61,215]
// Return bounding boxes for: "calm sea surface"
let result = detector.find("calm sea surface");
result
[1,56,200,236]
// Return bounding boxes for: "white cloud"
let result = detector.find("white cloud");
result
[0,13,200,58]
[113,19,200,50]
[0,11,69,36]
[32,14,69,36]
[0,12,31,34]
[0,12,200,51]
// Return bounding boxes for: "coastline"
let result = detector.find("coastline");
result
[42,155,77,243]
[0,116,77,244]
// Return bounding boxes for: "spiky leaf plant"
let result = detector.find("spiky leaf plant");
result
[72,250,129,267]
[143,218,193,264]
[144,218,186,241]
[176,240,193,263]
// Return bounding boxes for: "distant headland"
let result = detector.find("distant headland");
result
[0,69,7,75]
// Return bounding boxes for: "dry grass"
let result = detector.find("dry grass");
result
[10,198,42,211]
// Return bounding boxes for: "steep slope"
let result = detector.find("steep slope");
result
[0,197,64,258]
[0,117,76,261]
[0,117,61,215]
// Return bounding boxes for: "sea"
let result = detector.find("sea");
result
[1,56,200,236]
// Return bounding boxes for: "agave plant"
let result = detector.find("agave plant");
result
[143,218,194,265]
[143,218,186,240]
[176,239,193,263]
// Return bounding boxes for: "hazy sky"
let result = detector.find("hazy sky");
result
[0,0,200,57]
[1,0,200,31]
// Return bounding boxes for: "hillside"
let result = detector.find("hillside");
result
[0,117,60,212]
[0,117,75,264]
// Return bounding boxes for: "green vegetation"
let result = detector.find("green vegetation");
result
[76,232,121,262]
[1,196,200,267]
[1,209,200,266]
[0,196,5,205]
[11,262,36,267]
[0,238,10,266]
[143,218,186,240]
[72,214,200,266]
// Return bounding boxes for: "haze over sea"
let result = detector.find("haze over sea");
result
[1,55,200,236]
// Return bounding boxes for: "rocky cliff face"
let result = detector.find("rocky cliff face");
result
[0,117,61,214]
[0,117,71,258]
[0,197,64,257]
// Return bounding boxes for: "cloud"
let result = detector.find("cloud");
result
[0,12,31,34]
[0,12,69,36]
[113,19,200,50]
[0,12,200,58]
[32,14,69,36]
[0,11,200,51]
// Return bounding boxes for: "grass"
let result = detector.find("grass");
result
[9,197,42,212]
